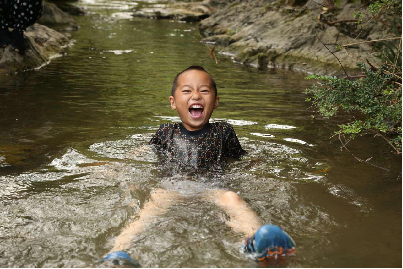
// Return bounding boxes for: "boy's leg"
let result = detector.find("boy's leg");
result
[109,188,179,253]
[204,189,296,261]
[203,189,262,237]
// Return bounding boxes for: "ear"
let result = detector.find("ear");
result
[214,96,219,109]
[169,96,176,110]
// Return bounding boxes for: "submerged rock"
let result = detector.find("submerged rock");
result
[133,1,212,22]
[38,2,77,27]
[51,2,86,16]
[0,24,69,73]
[199,0,390,75]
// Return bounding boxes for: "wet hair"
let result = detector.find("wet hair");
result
[171,66,217,96]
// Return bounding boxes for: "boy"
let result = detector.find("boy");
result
[149,65,246,169]
[102,66,295,267]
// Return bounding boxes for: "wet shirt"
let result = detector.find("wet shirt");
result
[149,122,246,169]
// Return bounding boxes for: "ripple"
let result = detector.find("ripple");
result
[250,132,275,138]
[111,12,134,19]
[284,138,314,146]
[154,116,181,122]
[211,118,258,126]
[0,155,10,167]
[89,134,157,162]
[103,49,135,55]
[50,148,97,170]
[264,124,296,130]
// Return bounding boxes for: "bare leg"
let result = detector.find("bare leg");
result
[109,188,179,253]
[204,189,262,237]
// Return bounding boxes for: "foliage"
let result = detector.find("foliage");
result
[305,0,402,154]
[305,63,402,153]
[368,0,401,15]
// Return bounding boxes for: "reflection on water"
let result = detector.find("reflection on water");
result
[0,0,401,267]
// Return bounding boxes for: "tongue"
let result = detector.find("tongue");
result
[190,108,203,118]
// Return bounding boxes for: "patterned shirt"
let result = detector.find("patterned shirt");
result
[149,122,246,169]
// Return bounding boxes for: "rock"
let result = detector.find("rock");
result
[199,0,390,75]
[133,1,212,22]
[0,24,69,73]
[201,34,235,46]
[38,2,77,26]
[51,2,86,16]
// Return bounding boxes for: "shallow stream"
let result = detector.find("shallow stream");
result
[0,0,401,267]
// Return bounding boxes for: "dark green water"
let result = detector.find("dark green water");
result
[0,0,401,267]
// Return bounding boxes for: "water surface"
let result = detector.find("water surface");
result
[0,0,401,267]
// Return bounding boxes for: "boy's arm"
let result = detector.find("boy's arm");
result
[149,124,165,146]
[223,124,247,158]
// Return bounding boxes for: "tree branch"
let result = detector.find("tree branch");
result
[342,37,402,48]
[338,134,402,173]
[316,33,350,78]
[375,133,402,154]
[324,19,359,25]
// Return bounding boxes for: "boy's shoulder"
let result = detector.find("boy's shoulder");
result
[210,121,236,132]
[211,121,233,128]
[157,122,180,130]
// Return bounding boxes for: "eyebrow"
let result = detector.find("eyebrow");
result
[180,85,211,89]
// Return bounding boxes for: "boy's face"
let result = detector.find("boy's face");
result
[169,70,219,131]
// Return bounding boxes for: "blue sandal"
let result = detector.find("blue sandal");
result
[99,251,140,268]
[243,224,296,261]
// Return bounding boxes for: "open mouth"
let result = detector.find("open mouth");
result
[189,104,204,119]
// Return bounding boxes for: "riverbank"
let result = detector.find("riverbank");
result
[134,0,390,75]
[202,0,392,75]
[0,2,79,73]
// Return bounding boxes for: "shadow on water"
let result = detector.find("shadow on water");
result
[0,0,401,267]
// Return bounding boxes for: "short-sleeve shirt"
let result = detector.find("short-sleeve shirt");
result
[149,122,246,169]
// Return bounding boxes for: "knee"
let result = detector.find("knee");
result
[150,188,178,202]
[220,191,244,207]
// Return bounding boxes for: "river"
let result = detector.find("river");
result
[0,0,401,267]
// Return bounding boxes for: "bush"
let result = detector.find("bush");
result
[305,63,401,153]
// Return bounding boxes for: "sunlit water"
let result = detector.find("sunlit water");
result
[0,0,401,267]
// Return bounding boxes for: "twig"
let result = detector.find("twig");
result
[316,33,350,78]
[393,81,402,86]
[344,75,366,80]
[366,59,379,71]
[392,37,402,76]
[338,134,402,173]
[210,45,218,64]
[375,133,401,154]
[323,19,359,25]
[342,37,402,47]
[382,70,402,80]
[352,6,382,41]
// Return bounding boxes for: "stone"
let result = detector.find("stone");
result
[38,2,77,26]
[199,0,390,75]
[52,2,86,16]
[133,1,212,22]
[0,24,69,73]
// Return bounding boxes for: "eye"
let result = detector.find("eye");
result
[182,89,191,93]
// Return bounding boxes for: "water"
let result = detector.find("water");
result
[0,0,401,267]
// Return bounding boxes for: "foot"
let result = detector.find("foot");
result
[99,251,140,268]
[243,224,295,261]
[9,30,26,54]
[0,28,10,47]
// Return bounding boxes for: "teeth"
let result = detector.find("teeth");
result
[190,105,203,108]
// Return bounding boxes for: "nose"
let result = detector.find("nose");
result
[191,90,201,100]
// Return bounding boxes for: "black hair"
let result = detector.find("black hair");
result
[171,66,217,96]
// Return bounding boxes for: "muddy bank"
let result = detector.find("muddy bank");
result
[198,0,390,75]
[133,1,212,22]
[0,2,80,73]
